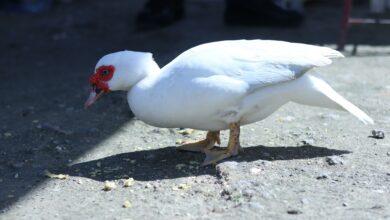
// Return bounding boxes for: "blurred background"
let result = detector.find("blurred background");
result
[1,0,390,216]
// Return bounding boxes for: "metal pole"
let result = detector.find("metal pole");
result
[338,0,353,51]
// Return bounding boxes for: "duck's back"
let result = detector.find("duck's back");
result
[129,40,344,130]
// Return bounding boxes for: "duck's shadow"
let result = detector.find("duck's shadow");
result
[63,145,350,182]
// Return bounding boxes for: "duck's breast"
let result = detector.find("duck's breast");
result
[128,71,250,130]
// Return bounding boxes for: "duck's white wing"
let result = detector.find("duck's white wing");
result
[164,40,344,92]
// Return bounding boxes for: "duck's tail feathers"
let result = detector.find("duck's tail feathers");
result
[291,74,374,125]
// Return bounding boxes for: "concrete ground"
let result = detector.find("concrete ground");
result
[0,0,389,219]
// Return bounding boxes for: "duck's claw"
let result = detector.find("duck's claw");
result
[177,140,208,153]
[202,149,233,166]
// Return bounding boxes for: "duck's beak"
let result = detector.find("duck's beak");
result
[84,89,104,109]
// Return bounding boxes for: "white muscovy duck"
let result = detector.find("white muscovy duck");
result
[85,40,374,165]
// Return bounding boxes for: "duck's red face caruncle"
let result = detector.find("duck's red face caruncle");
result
[84,65,115,108]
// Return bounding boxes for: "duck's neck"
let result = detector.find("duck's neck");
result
[144,60,161,78]
[124,59,161,91]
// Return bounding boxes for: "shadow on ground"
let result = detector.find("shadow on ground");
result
[64,145,351,182]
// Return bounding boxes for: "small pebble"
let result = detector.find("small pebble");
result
[177,128,194,135]
[4,132,12,138]
[145,183,152,188]
[287,209,302,215]
[103,181,116,191]
[326,156,344,166]
[123,200,132,208]
[301,139,314,145]
[371,130,385,139]
[173,183,191,190]
[300,198,309,204]
[124,178,135,187]
[250,167,262,175]
[316,174,328,180]
[44,170,69,180]
[178,183,191,190]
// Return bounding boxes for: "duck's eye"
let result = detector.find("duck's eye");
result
[101,69,110,75]
[96,65,115,81]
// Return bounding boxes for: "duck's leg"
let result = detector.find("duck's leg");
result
[177,131,220,152]
[202,122,240,166]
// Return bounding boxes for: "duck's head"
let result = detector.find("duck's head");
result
[84,50,159,108]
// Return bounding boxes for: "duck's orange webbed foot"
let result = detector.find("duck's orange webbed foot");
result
[177,131,220,153]
[202,123,241,166]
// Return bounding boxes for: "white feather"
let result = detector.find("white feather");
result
[291,75,374,125]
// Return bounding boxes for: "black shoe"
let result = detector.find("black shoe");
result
[136,0,184,30]
[224,0,304,27]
